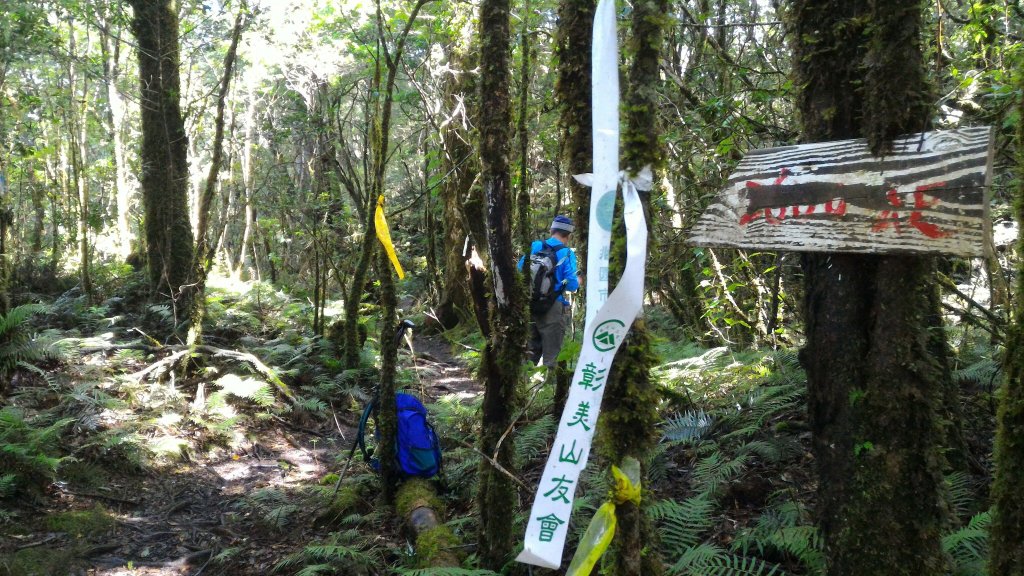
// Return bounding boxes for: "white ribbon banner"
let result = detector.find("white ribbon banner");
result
[516,0,652,567]
[583,0,619,328]
[516,174,649,569]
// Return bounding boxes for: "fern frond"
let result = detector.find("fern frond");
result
[513,415,556,468]
[649,496,716,550]
[693,451,749,496]
[702,554,784,576]
[667,542,730,575]
[942,510,990,576]
[395,565,499,569]
[952,358,1000,386]
[662,410,714,443]
[945,471,977,520]
[0,473,16,498]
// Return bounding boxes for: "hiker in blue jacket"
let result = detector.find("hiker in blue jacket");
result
[521,215,580,369]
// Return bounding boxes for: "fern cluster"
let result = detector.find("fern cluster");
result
[650,347,817,575]
[0,303,60,380]
[0,407,74,498]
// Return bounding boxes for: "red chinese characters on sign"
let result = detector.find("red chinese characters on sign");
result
[738,169,951,240]
[870,182,951,239]
[739,168,847,226]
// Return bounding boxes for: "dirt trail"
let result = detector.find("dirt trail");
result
[2,334,479,576]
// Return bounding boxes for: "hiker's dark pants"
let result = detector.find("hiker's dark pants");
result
[529,303,568,368]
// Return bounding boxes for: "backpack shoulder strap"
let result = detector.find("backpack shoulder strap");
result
[357,397,377,462]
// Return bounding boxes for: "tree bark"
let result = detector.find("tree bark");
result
[791,1,950,574]
[189,9,244,345]
[99,6,134,258]
[475,0,526,568]
[129,0,195,323]
[597,0,667,572]
[433,36,477,331]
[990,63,1024,576]
[556,0,594,260]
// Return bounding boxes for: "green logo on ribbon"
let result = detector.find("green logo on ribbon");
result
[592,319,627,352]
[596,191,616,231]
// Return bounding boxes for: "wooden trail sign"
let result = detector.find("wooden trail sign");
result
[688,127,994,257]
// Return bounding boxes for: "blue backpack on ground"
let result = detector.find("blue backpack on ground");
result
[357,391,442,478]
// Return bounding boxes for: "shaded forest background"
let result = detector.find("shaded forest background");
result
[1,0,1022,574]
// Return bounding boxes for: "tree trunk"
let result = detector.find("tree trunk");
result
[0,167,10,314]
[475,0,526,568]
[433,38,477,331]
[235,76,259,278]
[100,6,134,258]
[129,0,195,322]
[597,0,667,572]
[990,64,1024,576]
[556,0,594,259]
[514,0,533,253]
[189,9,244,345]
[67,19,93,298]
[791,1,950,574]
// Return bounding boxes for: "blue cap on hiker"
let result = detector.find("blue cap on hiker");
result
[551,215,574,234]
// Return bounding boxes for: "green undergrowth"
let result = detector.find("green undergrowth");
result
[0,505,115,576]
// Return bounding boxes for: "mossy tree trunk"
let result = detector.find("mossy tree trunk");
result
[513,0,533,254]
[434,31,477,331]
[129,0,196,325]
[476,0,527,567]
[376,245,401,505]
[556,0,594,262]
[342,0,431,367]
[189,10,244,346]
[791,1,951,574]
[596,0,666,573]
[990,62,1024,576]
[0,185,10,315]
[553,0,594,409]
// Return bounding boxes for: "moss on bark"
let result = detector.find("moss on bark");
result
[990,61,1024,576]
[790,1,951,574]
[475,0,526,568]
[129,0,195,315]
[556,0,594,250]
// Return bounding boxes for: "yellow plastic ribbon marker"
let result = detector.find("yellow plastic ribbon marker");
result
[374,195,405,279]
[565,502,617,576]
[612,458,642,505]
[565,458,643,576]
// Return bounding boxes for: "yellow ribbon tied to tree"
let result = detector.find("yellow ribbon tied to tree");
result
[374,195,405,279]
[565,457,642,576]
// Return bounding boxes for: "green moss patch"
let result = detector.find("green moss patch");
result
[0,547,78,576]
[45,505,114,538]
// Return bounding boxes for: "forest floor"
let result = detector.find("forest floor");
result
[1,328,481,576]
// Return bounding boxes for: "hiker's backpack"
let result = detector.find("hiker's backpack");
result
[357,391,443,478]
[529,241,563,314]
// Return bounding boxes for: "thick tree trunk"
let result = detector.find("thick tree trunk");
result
[791,1,950,574]
[990,67,1024,576]
[376,249,401,505]
[0,169,10,314]
[514,1,532,253]
[433,41,477,331]
[68,20,93,298]
[475,0,526,568]
[130,0,195,320]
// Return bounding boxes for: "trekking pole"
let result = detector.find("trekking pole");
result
[326,320,415,506]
